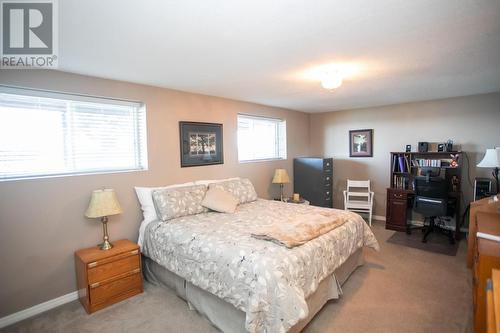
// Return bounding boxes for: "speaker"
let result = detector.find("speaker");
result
[418,142,429,153]
[474,178,492,201]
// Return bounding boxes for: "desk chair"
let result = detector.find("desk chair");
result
[413,167,452,243]
[343,179,374,225]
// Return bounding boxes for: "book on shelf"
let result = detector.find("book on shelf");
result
[392,153,411,173]
[398,156,405,173]
[404,155,410,172]
[393,175,410,190]
[415,159,442,167]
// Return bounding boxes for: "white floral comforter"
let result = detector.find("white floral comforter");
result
[142,199,379,333]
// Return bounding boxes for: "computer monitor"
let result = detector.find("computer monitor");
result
[420,166,440,177]
[414,175,447,199]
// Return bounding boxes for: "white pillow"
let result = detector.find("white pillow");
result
[202,187,239,213]
[135,182,195,223]
[194,177,240,186]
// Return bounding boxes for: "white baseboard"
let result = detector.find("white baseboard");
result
[0,291,78,329]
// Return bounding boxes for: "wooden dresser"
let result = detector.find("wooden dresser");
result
[471,211,500,333]
[468,196,500,267]
[75,239,143,313]
[487,269,500,333]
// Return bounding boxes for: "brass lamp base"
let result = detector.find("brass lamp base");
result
[99,239,113,250]
[99,216,113,250]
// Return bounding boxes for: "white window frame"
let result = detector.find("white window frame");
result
[237,113,287,163]
[0,85,148,181]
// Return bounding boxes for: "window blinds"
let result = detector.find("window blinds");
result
[237,114,287,162]
[0,87,148,181]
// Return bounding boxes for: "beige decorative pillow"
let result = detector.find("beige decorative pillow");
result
[202,187,239,213]
[209,178,258,204]
[152,185,208,221]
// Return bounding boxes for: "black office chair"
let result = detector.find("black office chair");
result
[413,167,453,244]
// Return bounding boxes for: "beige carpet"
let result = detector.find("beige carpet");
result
[1,222,472,333]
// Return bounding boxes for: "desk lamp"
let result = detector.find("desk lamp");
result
[85,189,122,250]
[272,169,290,202]
[477,148,500,194]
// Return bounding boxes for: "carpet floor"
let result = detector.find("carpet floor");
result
[1,221,472,333]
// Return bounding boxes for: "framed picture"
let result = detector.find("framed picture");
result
[179,122,224,167]
[349,129,373,157]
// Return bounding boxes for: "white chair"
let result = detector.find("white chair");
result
[343,180,374,226]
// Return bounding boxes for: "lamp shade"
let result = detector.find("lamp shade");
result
[477,148,500,168]
[272,169,290,184]
[85,189,122,218]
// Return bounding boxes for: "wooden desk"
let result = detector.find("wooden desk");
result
[472,212,500,333]
[467,195,500,268]
[386,151,464,239]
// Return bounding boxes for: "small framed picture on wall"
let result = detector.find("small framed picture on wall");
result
[179,121,224,167]
[349,129,373,157]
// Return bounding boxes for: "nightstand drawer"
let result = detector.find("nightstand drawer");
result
[90,272,142,305]
[75,240,143,314]
[88,254,140,284]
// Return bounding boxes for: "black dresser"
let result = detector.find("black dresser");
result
[293,157,333,208]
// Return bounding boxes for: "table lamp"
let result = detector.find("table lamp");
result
[272,169,290,202]
[477,148,500,194]
[85,189,122,250]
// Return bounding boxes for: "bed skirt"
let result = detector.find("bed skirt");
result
[143,248,364,333]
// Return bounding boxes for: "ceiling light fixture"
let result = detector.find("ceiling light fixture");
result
[321,71,343,90]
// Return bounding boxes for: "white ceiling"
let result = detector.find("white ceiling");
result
[59,0,500,113]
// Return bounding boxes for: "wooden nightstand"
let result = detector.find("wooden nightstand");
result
[74,239,143,314]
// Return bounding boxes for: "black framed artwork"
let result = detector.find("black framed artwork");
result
[349,129,373,157]
[179,122,224,167]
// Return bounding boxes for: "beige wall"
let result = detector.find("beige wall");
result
[1,69,499,319]
[0,70,310,317]
[310,92,500,216]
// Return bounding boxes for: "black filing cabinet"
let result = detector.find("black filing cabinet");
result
[293,157,333,207]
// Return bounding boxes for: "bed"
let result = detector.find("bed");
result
[137,180,379,333]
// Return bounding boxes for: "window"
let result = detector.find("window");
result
[0,87,148,181]
[237,114,286,162]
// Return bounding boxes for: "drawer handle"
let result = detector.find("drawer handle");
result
[326,191,330,195]
[130,249,139,255]
[90,282,100,289]
[394,194,403,198]
[326,177,330,181]
[132,268,141,274]
[88,262,97,268]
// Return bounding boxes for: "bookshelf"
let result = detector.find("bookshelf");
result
[387,151,463,239]
[390,151,462,192]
